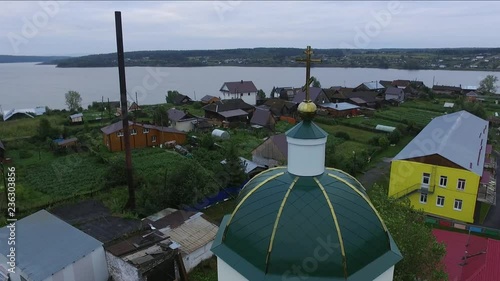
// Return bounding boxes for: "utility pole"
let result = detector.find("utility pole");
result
[115,11,135,210]
[135,92,138,106]
[107,98,111,119]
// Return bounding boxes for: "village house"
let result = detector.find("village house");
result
[388,111,493,223]
[251,133,287,167]
[0,210,109,281]
[391,79,411,89]
[291,87,329,105]
[200,95,220,105]
[271,86,301,101]
[167,108,199,132]
[101,121,187,152]
[432,85,462,95]
[318,102,360,117]
[129,102,140,112]
[385,87,406,103]
[341,91,381,108]
[220,80,258,105]
[171,94,193,106]
[202,99,255,124]
[142,209,219,273]
[354,81,385,92]
[105,229,180,281]
[69,112,84,124]
[379,80,393,88]
[260,98,297,118]
[250,108,275,130]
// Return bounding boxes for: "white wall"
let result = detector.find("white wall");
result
[0,247,109,281]
[105,252,142,281]
[173,120,194,132]
[287,136,327,176]
[183,242,214,272]
[217,257,248,281]
[221,92,256,106]
[373,266,395,281]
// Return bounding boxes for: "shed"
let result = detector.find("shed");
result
[0,210,109,281]
[69,113,83,123]
[212,129,230,139]
[444,102,455,108]
[375,124,396,133]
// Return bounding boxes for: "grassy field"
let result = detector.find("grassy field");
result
[375,107,444,127]
[0,115,66,140]
[318,124,383,144]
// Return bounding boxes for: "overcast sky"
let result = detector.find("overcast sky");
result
[1,1,499,56]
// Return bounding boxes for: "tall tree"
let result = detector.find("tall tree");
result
[368,184,447,281]
[223,141,247,187]
[65,90,82,111]
[152,105,169,126]
[257,89,266,100]
[311,76,321,88]
[166,90,181,103]
[478,75,498,95]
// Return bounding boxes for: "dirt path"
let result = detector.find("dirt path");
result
[358,158,392,189]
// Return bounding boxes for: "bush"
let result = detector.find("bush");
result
[18,150,34,159]
[368,136,380,146]
[378,136,390,148]
[192,101,203,109]
[388,129,402,144]
[334,131,351,141]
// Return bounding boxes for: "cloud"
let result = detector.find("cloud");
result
[1,1,500,55]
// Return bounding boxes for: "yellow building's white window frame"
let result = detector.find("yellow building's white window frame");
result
[454,199,463,211]
[420,193,428,204]
[422,173,431,185]
[439,176,448,187]
[436,196,445,207]
[457,179,466,191]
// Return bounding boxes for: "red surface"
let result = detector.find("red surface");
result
[433,229,488,281]
[468,239,500,281]
[440,220,453,227]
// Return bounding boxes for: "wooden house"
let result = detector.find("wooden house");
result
[202,99,255,123]
[250,108,276,130]
[69,113,83,124]
[101,121,187,152]
[251,133,288,167]
[292,87,329,105]
[318,103,360,118]
[172,94,193,106]
[167,108,199,132]
[200,95,221,105]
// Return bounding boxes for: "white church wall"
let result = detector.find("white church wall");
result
[373,265,395,281]
[287,136,326,176]
[217,257,248,281]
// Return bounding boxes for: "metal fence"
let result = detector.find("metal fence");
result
[425,215,500,238]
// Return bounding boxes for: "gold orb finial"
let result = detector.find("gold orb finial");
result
[298,100,317,121]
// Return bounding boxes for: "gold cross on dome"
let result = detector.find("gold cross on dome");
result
[296,46,321,102]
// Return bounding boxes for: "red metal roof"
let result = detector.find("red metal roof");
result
[468,239,500,281]
[433,229,488,281]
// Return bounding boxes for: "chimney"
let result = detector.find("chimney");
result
[241,80,243,83]
[335,104,338,108]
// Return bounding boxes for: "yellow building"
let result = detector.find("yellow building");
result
[388,111,495,223]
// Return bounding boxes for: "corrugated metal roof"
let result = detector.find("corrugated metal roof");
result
[362,81,384,90]
[219,109,248,118]
[69,113,83,118]
[0,210,102,281]
[164,213,218,254]
[393,111,488,176]
[320,102,359,111]
[220,81,258,94]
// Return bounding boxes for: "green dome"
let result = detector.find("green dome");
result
[211,167,402,281]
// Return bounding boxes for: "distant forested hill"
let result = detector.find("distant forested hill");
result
[54,48,500,71]
[0,55,70,64]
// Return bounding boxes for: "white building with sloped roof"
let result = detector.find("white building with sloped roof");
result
[0,210,109,281]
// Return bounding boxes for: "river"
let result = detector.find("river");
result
[0,62,497,111]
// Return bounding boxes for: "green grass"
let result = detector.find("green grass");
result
[479,202,492,224]
[0,115,66,140]
[203,198,237,225]
[375,107,443,127]
[190,257,218,281]
[336,141,377,158]
[318,124,383,144]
